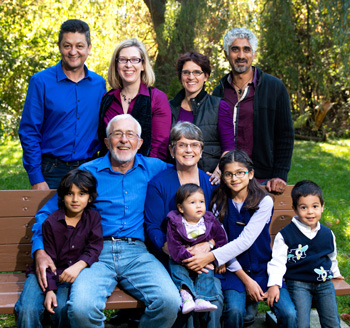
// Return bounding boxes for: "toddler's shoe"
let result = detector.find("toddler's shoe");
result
[180,289,195,314]
[194,299,217,312]
[182,298,195,314]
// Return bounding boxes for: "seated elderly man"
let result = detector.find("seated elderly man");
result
[16,114,181,328]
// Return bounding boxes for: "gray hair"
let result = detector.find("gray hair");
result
[106,114,142,137]
[223,28,258,55]
[169,122,204,150]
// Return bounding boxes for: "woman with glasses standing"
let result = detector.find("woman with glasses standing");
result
[169,52,234,176]
[98,38,171,160]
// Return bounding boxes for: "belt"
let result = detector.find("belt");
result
[42,154,96,167]
[103,236,139,242]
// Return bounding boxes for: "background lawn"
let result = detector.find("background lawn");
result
[0,139,349,327]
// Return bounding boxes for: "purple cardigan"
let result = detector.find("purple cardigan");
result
[167,210,227,264]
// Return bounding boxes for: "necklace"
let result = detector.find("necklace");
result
[232,70,254,95]
[121,92,133,104]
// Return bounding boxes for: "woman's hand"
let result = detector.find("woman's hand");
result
[182,252,215,272]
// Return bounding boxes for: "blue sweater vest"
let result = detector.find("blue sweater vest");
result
[218,196,272,292]
[281,223,334,283]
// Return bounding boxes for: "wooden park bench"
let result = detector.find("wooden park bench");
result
[0,190,144,315]
[0,187,349,316]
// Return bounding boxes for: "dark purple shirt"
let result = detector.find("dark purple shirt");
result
[27,208,103,292]
[177,107,194,123]
[103,82,171,160]
[219,67,258,157]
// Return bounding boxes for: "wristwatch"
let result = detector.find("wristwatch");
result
[208,241,214,250]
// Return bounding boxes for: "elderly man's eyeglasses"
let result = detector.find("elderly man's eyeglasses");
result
[175,142,202,150]
[108,130,139,140]
[223,171,248,180]
[117,57,143,64]
[181,70,204,77]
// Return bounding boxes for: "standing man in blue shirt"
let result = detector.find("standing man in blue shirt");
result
[19,19,106,190]
[15,114,181,328]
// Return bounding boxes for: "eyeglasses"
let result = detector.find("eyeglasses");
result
[181,70,204,77]
[175,142,202,150]
[108,130,139,140]
[117,57,143,64]
[223,171,248,180]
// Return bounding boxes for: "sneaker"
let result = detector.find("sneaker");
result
[194,299,218,312]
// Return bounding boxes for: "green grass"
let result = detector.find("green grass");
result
[1,138,349,327]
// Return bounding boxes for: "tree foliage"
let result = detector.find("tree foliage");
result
[0,0,349,139]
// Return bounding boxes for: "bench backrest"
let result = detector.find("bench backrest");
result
[0,190,56,272]
[0,187,295,272]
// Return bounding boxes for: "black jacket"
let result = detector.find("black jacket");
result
[213,67,294,181]
[169,88,222,173]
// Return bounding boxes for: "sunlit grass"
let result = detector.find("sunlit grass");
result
[0,138,349,326]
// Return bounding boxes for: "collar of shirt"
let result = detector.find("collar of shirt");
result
[292,217,321,239]
[56,60,91,82]
[95,152,146,174]
[227,66,258,90]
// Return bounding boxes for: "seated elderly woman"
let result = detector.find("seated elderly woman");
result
[169,51,233,174]
[98,38,171,160]
[145,121,222,327]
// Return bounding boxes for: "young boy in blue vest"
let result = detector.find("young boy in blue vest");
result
[266,180,343,328]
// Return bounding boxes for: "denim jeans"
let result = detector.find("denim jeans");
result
[66,239,181,328]
[15,274,71,328]
[223,287,297,328]
[173,276,224,328]
[41,156,90,189]
[169,258,222,301]
[286,279,340,328]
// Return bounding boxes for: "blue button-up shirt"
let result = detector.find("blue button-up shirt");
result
[19,61,106,185]
[31,153,170,255]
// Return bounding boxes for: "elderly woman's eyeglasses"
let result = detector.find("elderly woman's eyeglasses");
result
[108,130,139,140]
[117,57,143,64]
[175,142,202,150]
[223,171,248,180]
[181,70,204,77]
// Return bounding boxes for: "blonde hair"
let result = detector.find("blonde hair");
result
[107,38,155,89]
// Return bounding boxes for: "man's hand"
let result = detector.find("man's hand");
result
[59,260,87,284]
[266,285,280,307]
[266,178,286,193]
[32,181,50,190]
[35,249,56,291]
[44,290,57,314]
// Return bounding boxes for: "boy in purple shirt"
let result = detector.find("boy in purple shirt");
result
[19,169,103,327]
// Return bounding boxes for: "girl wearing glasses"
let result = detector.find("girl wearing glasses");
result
[169,52,233,176]
[183,150,297,328]
[98,38,171,160]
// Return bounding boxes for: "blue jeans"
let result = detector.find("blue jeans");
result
[223,287,297,328]
[15,274,71,328]
[41,156,91,189]
[169,258,222,301]
[286,279,340,328]
[66,239,181,328]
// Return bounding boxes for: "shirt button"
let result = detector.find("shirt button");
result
[77,134,79,136]
[77,117,80,119]
[72,245,75,248]
[126,206,128,209]
[78,99,80,102]
[69,260,72,263]
[125,191,127,194]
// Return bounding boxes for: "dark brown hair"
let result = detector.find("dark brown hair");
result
[175,183,205,206]
[209,150,266,222]
[175,51,211,81]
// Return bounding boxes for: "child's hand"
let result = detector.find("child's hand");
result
[44,290,57,314]
[216,264,226,274]
[266,285,280,307]
[59,260,87,283]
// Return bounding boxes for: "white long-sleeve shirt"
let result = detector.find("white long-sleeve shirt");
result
[267,218,341,287]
